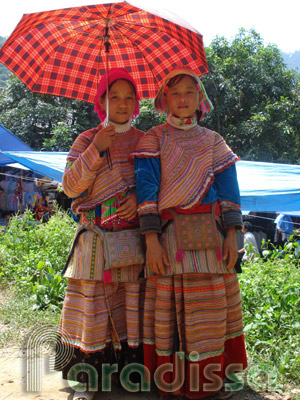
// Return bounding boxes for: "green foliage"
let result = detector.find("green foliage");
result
[240,240,300,383]
[42,121,76,151]
[0,207,77,310]
[0,283,61,346]
[133,99,166,132]
[30,261,65,311]
[0,36,11,88]
[0,75,99,150]
[202,29,300,163]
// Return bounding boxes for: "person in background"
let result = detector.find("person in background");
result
[42,200,56,223]
[239,221,259,261]
[42,193,51,208]
[34,197,47,222]
[2,210,12,227]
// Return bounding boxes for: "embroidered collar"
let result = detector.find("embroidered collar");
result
[167,114,198,130]
[104,118,132,133]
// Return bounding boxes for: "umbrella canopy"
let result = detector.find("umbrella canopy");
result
[0,1,209,103]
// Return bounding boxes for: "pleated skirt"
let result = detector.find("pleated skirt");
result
[55,277,145,387]
[143,273,247,399]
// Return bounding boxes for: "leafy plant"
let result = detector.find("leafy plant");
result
[240,239,300,383]
[0,206,76,309]
[30,261,66,311]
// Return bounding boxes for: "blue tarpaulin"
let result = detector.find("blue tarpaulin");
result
[0,123,33,166]
[1,151,67,182]
[1,150,300,213]
[236,160,300,213]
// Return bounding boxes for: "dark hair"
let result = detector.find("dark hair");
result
[100,79,137,101]
[243,221,253,231]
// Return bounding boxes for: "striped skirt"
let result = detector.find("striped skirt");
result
[56,278,145,386]
[143,273,247,399]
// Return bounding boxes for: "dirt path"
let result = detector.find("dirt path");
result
[0,289,299,400]
[1,347,299,400]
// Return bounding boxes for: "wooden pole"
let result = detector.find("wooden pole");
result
[19,169,23,214]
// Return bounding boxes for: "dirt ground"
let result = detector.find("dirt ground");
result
[1,347,299,400]
[0,288,299,400]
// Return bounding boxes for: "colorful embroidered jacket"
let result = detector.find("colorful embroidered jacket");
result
[63,124,144,217]
[132,123,242,234]
[62,124,144,283]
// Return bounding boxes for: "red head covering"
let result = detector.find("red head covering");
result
[94,68,140,122]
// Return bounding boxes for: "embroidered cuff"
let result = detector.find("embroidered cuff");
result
[138,201,159,216]
[222,210,243,230]
[139,214,162,234]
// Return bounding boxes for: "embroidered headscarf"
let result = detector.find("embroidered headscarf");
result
[94,67,140,122]
[154,67,213,116]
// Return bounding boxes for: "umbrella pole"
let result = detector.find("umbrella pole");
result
[104,20,110,125]
[103,19,113,169]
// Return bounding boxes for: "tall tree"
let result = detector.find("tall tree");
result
[0,74,99,150]
[202,29,300,163]
[0,37,10,88]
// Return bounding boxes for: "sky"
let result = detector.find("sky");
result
[1,0,300,53]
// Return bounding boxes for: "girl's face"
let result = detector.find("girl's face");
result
[100,79,136,124]
[164,75,203,118]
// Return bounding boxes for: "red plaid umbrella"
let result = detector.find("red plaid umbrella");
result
[0,1,209,102]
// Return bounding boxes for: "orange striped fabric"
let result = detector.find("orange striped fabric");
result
[59,278,145,353]
[143,274,244,357]
[132,124,239,213]
[63,124,144,215]
[143,274,247,397]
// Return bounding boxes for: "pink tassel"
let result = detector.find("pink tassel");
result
[217,247,222,261]
[176,249,185,262]
[103,270,112,283]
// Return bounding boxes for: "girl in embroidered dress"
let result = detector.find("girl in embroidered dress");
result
[132,67,247,400]
[56,68,145,400]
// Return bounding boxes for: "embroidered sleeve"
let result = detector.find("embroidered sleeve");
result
[62,128,105,198]
[214,163,243,229]
[134,157,162,233]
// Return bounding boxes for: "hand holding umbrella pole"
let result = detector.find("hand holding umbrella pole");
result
[103,10,114,169]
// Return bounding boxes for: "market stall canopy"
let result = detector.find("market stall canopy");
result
[0,124,33,166]
[1,151,300,213]
[0,151,67,183]
[236,160,300,213]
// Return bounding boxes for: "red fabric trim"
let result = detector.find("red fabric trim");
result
[143,334,247,399]
[214,157,240,175]
[160,202,221,220]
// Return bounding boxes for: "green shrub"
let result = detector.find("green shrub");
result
[240,240,300,383]
[0,206,76,309]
